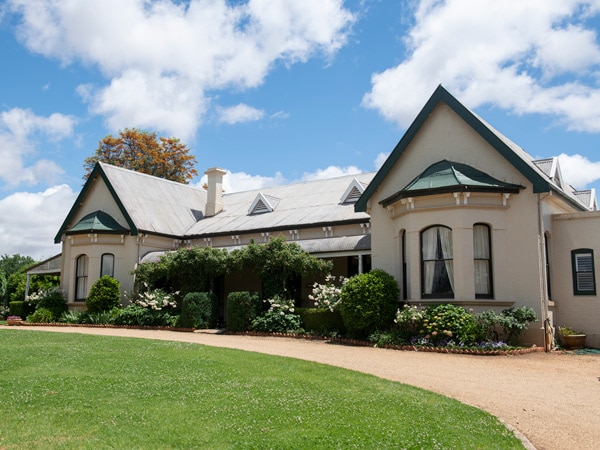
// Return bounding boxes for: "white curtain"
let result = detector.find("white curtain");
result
[422,227,438,294]
[473,225,490,295]
[438,227,454,291]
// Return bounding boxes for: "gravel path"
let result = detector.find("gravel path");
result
[7,325,600,450]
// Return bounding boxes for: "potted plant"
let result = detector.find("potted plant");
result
[6,315,23,326]
[558,326,586,349]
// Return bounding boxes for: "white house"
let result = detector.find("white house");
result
[53,86,600,348]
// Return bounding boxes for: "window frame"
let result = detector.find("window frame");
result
[473,223,493,299]
[420,225,454,299]
[101,253,115,278]
[75,254,88,302]
[571,249,596,296]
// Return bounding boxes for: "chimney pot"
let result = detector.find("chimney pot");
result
[204,167,226,217]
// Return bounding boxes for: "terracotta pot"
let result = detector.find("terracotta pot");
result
[562,334,586,350]
[7,318,22,326]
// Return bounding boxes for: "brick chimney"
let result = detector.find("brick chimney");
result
[205,167,226,217]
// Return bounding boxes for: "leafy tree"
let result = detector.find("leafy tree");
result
[83,128,198,183]
[0,254,35,277]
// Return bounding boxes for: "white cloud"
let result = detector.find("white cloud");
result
[196,169,286,193]
[557,153,600,190]
[301,165,361,181]
[0,108,75,187]
[8,0,354,140]
[0,184,76,259]
[374,152,389,170]
[218,104,265,125]
[362,0,600,132]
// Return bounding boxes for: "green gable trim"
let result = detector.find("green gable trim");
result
[380,160,523,206]
[54,163,139,243]
[355,85,550,212]
[66,210,129,234]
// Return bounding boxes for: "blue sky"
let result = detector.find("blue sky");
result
[2,0,600,260]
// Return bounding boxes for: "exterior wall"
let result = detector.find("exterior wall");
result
[551,212,600,348]
[367,103,552,345]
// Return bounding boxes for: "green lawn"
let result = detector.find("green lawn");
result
[0,329,524,449]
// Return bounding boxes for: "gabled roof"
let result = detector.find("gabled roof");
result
[355,85,590,213]
[66,210,129,234]
[380,160,523,206]
[55,162,207,243]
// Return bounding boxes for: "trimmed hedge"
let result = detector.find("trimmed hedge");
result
[180,292,218,329]
[296,307,345,335]
[226,291,260,332]
[9,301,26,319]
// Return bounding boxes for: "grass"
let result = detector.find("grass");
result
[0,329,524,449]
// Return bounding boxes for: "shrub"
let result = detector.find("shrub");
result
[420,304,481,346]
[27,308,54,323]
[296,307,345,335]
[9,301,26,319]
[339,270,399,338]
[111,304,178,327]
[226,291,260,332]
[37,288,67,319]
[308,274,347,311]
[251,296,302,333]
[180,292,217,329]
[86,276,121,313]
[499,306,537,345]
[474,310,503,341]
[60,310,84,324]
[394,304,425,342]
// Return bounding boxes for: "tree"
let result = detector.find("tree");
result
[0,254,35,305]
[83,128,198,183]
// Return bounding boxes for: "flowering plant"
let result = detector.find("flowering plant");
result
[7,315,22,320]
[308,274,347,311]
[134,288,178,310]
[251,296,302,333]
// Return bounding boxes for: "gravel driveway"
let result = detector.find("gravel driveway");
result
[8,326,600,450]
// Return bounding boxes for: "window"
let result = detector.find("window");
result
[473,224,493,298]
[421,226,454,298]
[75,255,88,301]
[101,253,115,277]
[572,249,596,295]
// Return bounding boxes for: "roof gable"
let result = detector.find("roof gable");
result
[340,178,366,204]
[355,85,552,212]
[54,163,138,243]
[248,193,280,215]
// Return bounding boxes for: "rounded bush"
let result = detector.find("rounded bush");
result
[339,269,399,338]
[27,307,54,323]
[421,304,480,345]
[37,289,67,319]
[86,276,121,313]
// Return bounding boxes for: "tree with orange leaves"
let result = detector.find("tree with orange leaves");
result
[83,128,198,184]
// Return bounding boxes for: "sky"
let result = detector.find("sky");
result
[1,0,600,261]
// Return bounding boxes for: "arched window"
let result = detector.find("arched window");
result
[473,224,493,298]
[75,254,88,301]
[421,226,453,298]
[101,253,115,277]
[572,249,596,295]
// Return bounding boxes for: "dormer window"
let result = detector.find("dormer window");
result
[248,193,280,215]
[340,178,366,204]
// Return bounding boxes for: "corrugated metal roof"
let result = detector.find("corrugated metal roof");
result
[100,163,207,236]
[185,172,375,237]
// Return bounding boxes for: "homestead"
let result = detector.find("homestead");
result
[53,86,600,348]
